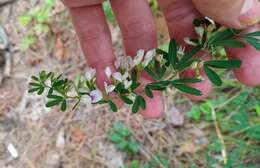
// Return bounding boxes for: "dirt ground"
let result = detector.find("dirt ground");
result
[0,1,211,168]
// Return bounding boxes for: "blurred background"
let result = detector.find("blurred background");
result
[0,0,259,167]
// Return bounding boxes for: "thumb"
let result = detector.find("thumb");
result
[192,0,260,29]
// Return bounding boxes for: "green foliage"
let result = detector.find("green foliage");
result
[29,18,259,114]
[19,0,55,51]
[186,88,260,167]
[109,122,140,155]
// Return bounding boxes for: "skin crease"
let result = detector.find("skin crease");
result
[66,0,260,118]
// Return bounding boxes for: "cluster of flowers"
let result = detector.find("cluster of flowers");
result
[79,48,157,105]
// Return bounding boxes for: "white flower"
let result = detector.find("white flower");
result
[104,82,115,94]
[85,68,96,81]
[184,37,197,46]
[112,72,122,82]
[122,72,129,81]
[177,45,186,56]
[105,66,112,79]
[195,26,204,38]
[123,80,132,89]
[133,49,144,66]
[114,57,122,69]
[89,90,103,103]
[142,49,156,66]
[125,56,134,70]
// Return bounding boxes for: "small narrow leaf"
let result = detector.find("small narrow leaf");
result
[213,39,245,48]
[168,39,178,67]
[173,78,202,84]
[244,31,260,37]
[110,133,123,143]
[204,65,222,86]
[204,60,241,69]
[46,99,62,107]
[61,99,67,112]
[145,87,153,98]
[37,87,44,95]
[120,96,133,105]
[242,36,260,51]
[132,96,140,113]
[137,96,146,110]
[144,67,158,81]
[108,100,118,112]
[28,87,40,93]
[172,83,202,96]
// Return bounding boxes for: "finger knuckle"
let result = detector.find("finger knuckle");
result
[78,28,110,41]
[121,20,156,39]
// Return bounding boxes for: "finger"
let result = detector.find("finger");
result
[192,0,260,29]
[157,0,201,45]
[110,0,164,118]
[68,5,115,89]
[158,0,212,100]
[227,25,260,87]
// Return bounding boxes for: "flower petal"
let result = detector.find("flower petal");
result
[105,66,112,79]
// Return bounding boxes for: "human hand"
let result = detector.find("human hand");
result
[65,0,260,118]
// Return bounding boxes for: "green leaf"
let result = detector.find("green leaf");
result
[29,82,42,87]
[137,96,146,110]
[244,31,260,37]
[168,39,178,67]
[31,76,39,81]
[172,83,202,96]
[110,133,123,143]
[120,96,133,105]
[173,78,202,84]
[145,87,153,98]
[127,141,140,153]
[204,65,222,86]
[47,88,53,97]
[46,99,62,107]
[213,39,245,48]
[242,36,260,51]
[47,95,63,100]
[130,82,140,91]
[116,140,128,150]
[144,67,158,81]
[147,83,166,91]
[61,99,67,111]
[28,87,40,93]
[204,60,241,69]
[132,96,140,113]
[108,100,118,112]
[208,29,237,45]
[37,87,44,95]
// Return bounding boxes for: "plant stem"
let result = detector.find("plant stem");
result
[210,104,228,164]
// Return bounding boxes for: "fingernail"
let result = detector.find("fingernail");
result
[239,0,260,26]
